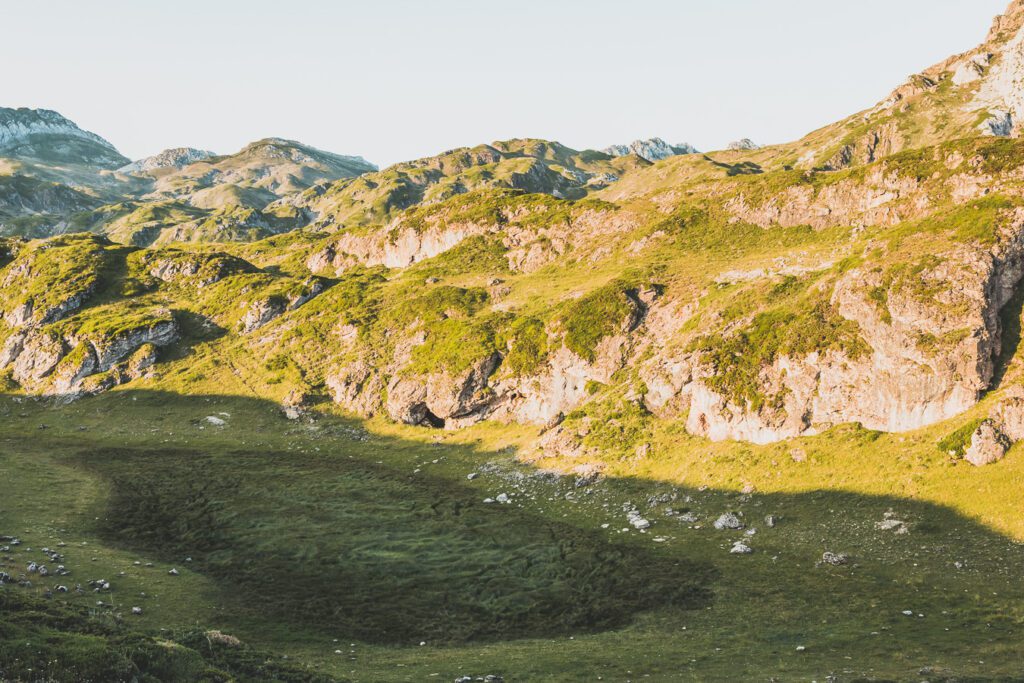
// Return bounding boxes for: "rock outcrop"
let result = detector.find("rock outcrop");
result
[1,310,179,398]
[308,221,490,273]
[239,279,326,334]
[642,213,1024,443]
[326,290,650,430]
[964,420,1011,466]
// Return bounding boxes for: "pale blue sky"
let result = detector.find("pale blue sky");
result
[4,0,1009,166]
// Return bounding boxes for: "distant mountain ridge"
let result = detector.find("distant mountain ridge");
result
[290,138,648,231]
[0,112,382,243]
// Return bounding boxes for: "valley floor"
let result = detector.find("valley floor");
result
[1,390,1023,682]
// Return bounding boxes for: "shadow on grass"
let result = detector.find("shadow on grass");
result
[68,409,716,646]
[3,389,1024,682]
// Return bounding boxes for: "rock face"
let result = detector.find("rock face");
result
[642,211,1024,444]
[142,251,254,287]
[1,311,179,397]
[326,290,649,430]
[385,353,503,429]
[307,203,639,278]
[990,390,1024,441]
[118,147,216,174]
[972,3,1024,137]
[239,280,326,333]
[0,107,127,168]
[309,222,488,273]
[602,138,698,162]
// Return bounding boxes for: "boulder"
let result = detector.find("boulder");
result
[714,513,745,530]
[730,541,753,554]
[964,420,1011,466]
[821,552,850,566]
[991,392,1024,441]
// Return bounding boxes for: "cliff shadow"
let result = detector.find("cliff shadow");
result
[1,388,1023,680]
[993,278,1024,389]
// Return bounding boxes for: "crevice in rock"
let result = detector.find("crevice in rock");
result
[992,277,1024,390]
[419,408,446,429]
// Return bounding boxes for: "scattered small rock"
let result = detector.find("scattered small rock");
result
[205,630,242,648]
[630,516,651,530]
[820,552,850,566]
[713,513,744,530]
[875,510,909,534]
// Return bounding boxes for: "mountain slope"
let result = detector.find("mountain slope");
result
[289,138,648,231]
[776,0,1024,172]
[5,3,1024,461]
[140,138,377,203]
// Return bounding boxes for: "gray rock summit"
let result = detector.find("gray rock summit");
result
[603,138,699,162]
[0,107,128,168]
[727,138,761,151]
[118,147,217,174]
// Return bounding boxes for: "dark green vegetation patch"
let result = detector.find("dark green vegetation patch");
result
[84,448,713,646]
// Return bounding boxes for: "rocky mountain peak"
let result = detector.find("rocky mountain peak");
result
[727,138,760,151]
[118,147,217,174]
[0,107,127,169]
[602,138,699,162]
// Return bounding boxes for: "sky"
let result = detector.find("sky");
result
[3,0,1009,167]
